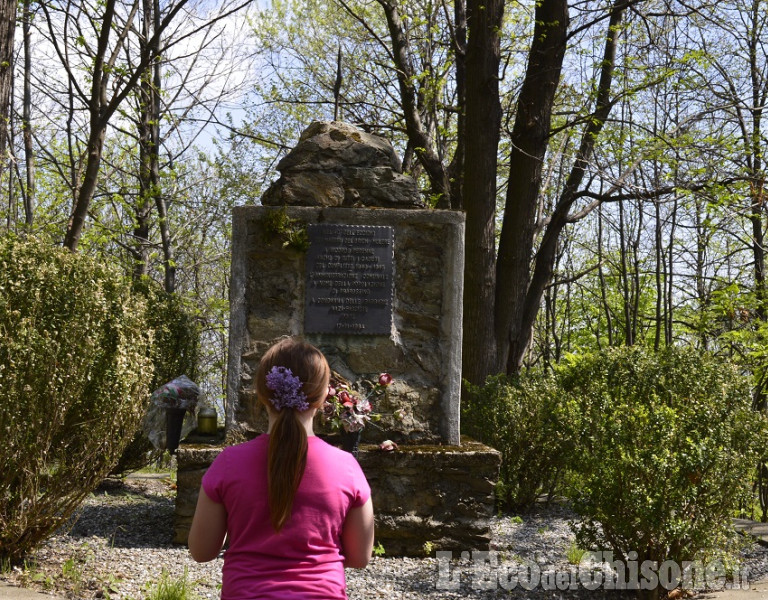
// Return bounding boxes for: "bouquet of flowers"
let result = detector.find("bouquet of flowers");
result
[150,375,200,411]
[323,372,393,433]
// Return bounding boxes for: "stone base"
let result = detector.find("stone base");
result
[174,437,500,556]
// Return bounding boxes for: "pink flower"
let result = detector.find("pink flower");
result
[327,385,337,398]
[322,401,336,418]
[338,390,354,408]
[378,373,393,386]
[379,440,398,452]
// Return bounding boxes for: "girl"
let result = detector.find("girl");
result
[188,338,374,599]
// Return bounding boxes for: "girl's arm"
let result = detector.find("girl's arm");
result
[188,486,228,562]
[341,497,375,568]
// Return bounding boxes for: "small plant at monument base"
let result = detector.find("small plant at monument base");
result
[373,541,386,557]
[144,568,200,600]
[322,373,395,432]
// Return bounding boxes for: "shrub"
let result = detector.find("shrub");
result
[462,373,577,510]
[561,346,764,596]
[0,235,153,564]
[111,279,200,475]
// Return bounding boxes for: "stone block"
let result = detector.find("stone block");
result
[173,440,500,556]
[227,206,465,445]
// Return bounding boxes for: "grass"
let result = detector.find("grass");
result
[134,451,176,475]
[61,556,85,596]
[145,568,200,600]
[565,541,587,565]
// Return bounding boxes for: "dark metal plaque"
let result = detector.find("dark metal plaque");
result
[305,224,394,335]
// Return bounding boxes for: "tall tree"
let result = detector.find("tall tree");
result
[21,0,34,226]
[47,0,192,251]
[0,0,17,181]
[36,0,252,252]
[459,0,505,384]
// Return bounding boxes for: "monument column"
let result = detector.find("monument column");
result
[175,121,499,556]
[226,121,465,446]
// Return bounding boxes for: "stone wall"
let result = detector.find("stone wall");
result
[174,441,501,556]
[227,206,465,445]
[356,439,501,555]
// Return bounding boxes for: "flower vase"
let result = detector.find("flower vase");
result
[165,407,187,454]
[341,429,362,458]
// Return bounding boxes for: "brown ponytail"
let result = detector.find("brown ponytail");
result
[255,338,330,532]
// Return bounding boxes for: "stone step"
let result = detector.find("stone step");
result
[734,518,768,546]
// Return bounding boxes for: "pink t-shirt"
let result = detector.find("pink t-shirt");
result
[202,434,371,600]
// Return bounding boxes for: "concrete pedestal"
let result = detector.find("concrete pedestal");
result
[174,438,500,556]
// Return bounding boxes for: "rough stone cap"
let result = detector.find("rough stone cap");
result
[261,120,424,209]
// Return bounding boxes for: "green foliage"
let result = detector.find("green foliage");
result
[145,569,200,600]
[137,279,201,391]
[462,373,577,511]
[262,208,309,251]
[0,235,154,564]
[565,542,587,565]
[111,278,201,475]
[561,346,764,572]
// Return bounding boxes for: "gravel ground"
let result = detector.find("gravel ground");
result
[3,476,768,600]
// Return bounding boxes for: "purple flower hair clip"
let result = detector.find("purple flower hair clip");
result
[265,366,309,412]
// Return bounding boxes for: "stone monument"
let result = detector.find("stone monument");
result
[174,121,500,555]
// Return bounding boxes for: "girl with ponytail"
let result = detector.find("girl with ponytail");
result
[188,338,374,600]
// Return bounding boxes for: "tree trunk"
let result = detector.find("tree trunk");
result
[654,199,663,351]
[630,200,642,345]
[495,0,568,374]
[694,197,708,349]
[377,0,451,208]
[618,199,633,345]
[150,0,175,293]
[21,0,34,226]
[598,206,613,347]
[63,122,107,251]
[502,0,625,374]
[63,0,117,252]
[134,0,157,279]
[460,0,505,385]
[61,0,192,251]
[0,0,17,181]
[447,0,466,210]
[666,195,677,346]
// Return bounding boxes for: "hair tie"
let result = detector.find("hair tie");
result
[265,366,310,411]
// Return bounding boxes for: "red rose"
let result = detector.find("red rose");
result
[338,390,354,408]
[378,373,393,386]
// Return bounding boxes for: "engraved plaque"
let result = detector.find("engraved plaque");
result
[305,224,394,335]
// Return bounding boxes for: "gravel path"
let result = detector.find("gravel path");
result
[3,476,768,599]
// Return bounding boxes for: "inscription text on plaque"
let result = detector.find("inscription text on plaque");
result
[305,224,394,335]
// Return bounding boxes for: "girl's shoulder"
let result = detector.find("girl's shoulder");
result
[308,436,360,467]
[217,433,269,460]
